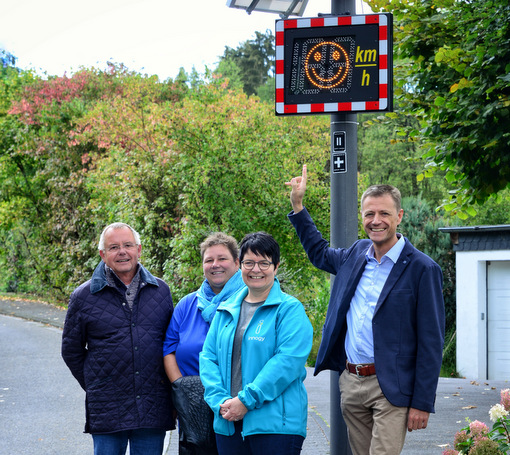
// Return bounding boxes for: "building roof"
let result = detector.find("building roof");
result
[439,225,510,251]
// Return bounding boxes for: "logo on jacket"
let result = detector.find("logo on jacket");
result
[248,320,266,342]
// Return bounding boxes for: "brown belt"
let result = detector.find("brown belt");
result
[346,362,376,377]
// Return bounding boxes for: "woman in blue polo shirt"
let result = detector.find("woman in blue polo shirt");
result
[163,232,245,455]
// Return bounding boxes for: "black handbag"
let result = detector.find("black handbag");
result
[172,376,216,451]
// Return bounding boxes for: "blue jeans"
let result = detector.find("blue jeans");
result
[215,421,304,455]
[92,428,166,455]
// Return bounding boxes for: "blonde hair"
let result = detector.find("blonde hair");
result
[200,232,238,261]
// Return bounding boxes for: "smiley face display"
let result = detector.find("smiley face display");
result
[304,41,350,89]
[279,14,392,114]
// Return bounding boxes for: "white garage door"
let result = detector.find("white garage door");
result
[487,261,510,380]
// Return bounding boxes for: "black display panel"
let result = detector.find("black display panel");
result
[275,14,392,115]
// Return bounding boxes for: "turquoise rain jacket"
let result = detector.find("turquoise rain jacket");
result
[199,278,313,438]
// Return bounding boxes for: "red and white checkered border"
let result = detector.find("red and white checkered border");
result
[275,14,390,115]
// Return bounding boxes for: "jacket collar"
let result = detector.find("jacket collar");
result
[90,260,159,294]
[218,277,283,317]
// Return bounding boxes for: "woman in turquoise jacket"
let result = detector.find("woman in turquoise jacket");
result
[199,232,313,455]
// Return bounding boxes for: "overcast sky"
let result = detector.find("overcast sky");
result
[1,0,369,81]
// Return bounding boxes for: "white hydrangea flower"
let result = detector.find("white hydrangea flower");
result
[489,403,509,422]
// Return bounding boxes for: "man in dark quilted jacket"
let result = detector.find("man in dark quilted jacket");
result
[62,222,175,454]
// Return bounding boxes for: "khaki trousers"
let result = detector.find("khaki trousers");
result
[339,369,408,455]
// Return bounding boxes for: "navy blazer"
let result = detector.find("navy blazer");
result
[289,208,445,413]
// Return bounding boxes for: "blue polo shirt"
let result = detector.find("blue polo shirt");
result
[163,292,209,376]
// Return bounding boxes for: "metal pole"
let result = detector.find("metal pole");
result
[329,0,357,453]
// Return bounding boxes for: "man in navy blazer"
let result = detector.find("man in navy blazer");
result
[286,165,445,454]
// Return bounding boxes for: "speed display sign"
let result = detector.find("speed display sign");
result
[275,13,393,115]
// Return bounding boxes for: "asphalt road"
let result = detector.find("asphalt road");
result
[0,314,92,454]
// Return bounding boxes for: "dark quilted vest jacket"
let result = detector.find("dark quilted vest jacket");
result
[62,261,175,434]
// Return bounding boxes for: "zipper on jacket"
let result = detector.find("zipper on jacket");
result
[282,394,286,426]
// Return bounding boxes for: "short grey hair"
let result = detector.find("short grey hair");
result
[98,222,141,251]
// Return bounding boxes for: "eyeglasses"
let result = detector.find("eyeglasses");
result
[106,243,137,253]
[241,260,273,271]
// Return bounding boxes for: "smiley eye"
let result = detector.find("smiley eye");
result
[314,51,321,62]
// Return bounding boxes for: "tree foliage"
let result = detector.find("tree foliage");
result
[367,0,510,217]
[399,196,455,326]
[358,110,449,206]
[0,46,460,371]
[0,40,458,299]
[0,63,331,302]
[0,64,184,297]
[1,49,16,69]
[218,30,275,96]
